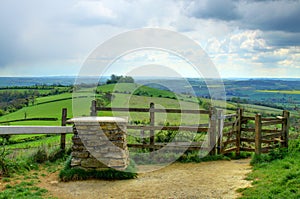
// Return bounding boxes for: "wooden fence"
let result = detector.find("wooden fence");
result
[219,109,290,155]
[0,101,290,156]
[92,100,290,155]
[91,100,217,153]
[0,108,72,150]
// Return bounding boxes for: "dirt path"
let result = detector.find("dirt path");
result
[40,159,252,199]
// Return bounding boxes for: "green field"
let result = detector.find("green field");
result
[0,83,294,152]
[257,90,300,94]
[103,93,208,125]
[0,86,70,95]
[0,83,288,126]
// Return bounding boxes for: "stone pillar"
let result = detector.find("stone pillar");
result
[68,117,129,171]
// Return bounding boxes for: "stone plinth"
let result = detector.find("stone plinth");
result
[68,117,129,171]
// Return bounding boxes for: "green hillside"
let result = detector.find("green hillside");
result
[97,83,177,98]
[0,83,287,126]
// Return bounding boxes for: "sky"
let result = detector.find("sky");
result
[0,0,300,78]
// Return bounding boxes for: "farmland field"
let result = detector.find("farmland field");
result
[257,90,300,94]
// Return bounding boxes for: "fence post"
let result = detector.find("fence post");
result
[140,130,146,145]
[216,109,223,154]
[150,102,155,151]
[255,114,262,155]
[209,107,217,156]
[236,109,243,156]
[90,100,97,116]
[61,108,67,150]
[282,110,290,148]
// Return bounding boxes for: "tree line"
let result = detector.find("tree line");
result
[106,74,134,84]
[0,86,72,116]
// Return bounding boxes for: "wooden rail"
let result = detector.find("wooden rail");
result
[0,126,72,135]
[0,108,71,150]
[0,117,58,124]
[220,109,290,155]
[91,100,214,152]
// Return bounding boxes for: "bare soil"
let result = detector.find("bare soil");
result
[39,159,252,199]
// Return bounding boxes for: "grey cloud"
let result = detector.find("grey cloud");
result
[263,31,300,47]
[239,0,300,33]
[185,0,241,21]
[185,0,300,33]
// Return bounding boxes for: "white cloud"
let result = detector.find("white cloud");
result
[0,0,299,78]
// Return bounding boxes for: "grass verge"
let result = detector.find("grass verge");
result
[0,181,48,199]
[238,139,300,198]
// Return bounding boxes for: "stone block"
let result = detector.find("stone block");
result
[103,151,127,159]
[108,159,127,168]
[81,157,108,168]
[70,117,129,170]
[71,151,89,158]
[71,157,81,166]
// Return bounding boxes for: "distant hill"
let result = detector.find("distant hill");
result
[0,76,109,87]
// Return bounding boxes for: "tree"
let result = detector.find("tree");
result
[202,101,212,110]
[106,74,134,84]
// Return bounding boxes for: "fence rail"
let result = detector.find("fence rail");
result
[91,100,213,152]
[0,117,58,124]
[220,109,289,155]
[0,108,71,150]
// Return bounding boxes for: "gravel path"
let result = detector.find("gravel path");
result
[40,159,252,199]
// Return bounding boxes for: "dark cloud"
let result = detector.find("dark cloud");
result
[185,0,300,33]
[263,32,300,47]
[186,0,241,21]
[239,0,300,33]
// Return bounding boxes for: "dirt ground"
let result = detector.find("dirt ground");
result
[39,159,252,199]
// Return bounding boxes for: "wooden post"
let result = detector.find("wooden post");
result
[217,109,223,155]
[60,108,67,150]
[236,109,243,156]
[282,110,290,148]
[255,114,262,155]
[140,130,146,145]
[209,107,217,156]
[150,102,155,151]
[90,100,97,116]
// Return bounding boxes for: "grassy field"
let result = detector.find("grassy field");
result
[0,83,294,153]
[257,90,300,94]
[104,93,208,125]
[0,86,70,95]
[98,83,176,98]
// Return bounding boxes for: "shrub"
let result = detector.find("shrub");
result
[250,147,288,165]
[59,157,137,181]
[32,147,48,163]
[48,148,68,162]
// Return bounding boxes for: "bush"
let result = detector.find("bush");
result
[250,147,288,165]
[48,148,69,162]
[59,157,137,181]
[32,147,48,163]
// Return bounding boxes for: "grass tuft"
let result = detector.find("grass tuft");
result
[59,157,137,182]
[239,138,300,198]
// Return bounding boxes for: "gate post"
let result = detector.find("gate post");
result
[255,114,262,155]
[90,100,97,116]
[217,109,223,155]
[209,107,217,156]
[60,108,67,150]
[236,109,243,156]
[149,102,155,152]
[282,110,290,148]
